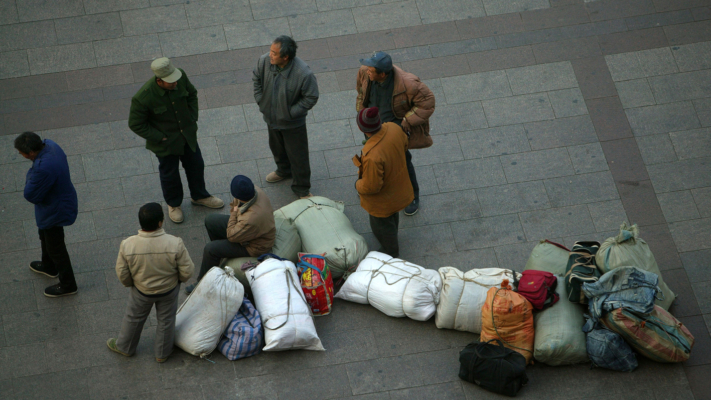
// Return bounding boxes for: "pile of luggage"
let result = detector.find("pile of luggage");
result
[171,201,695,398]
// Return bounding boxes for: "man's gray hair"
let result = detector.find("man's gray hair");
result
[273,35,298,60]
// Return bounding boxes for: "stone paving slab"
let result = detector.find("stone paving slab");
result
[1,0,711,399]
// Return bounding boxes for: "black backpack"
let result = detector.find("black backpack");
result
[459,339,528,397]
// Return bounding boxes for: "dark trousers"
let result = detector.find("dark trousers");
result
[39,226,76,288]
[405,150,419,200]
[116,286,179,359]
[369,212,400,258]
[157,142,211,207]
[199,214,251,279]
[268,124,311,196]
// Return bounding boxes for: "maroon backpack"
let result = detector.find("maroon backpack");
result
[514,270,559,311]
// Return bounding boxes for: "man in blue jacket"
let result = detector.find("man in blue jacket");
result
[15,132,79,297]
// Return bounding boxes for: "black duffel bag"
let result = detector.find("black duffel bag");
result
[459,339,528,397]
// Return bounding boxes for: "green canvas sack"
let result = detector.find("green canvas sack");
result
[564,241,601,304]
[524,240,570,275]
[596,223,676,310]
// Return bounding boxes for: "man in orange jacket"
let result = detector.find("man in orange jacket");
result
[353,107,414,258]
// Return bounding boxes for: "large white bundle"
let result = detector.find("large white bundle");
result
[175,267,244,357]
[435,267,520,333]
[246,258,325,351]
[335,251,441,321]
[279,196,368,280]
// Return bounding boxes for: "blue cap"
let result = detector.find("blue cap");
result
[230,175,255,201]
[360,51,392,72]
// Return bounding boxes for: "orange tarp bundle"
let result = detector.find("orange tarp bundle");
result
[480,281,536,364]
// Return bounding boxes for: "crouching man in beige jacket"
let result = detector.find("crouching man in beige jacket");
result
[107,202,194,363]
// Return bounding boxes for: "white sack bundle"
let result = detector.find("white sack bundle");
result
[335,251,441,321]
[175,266,244,357]
[246,258,325,351]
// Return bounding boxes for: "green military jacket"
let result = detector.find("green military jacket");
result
[128,69,199,157]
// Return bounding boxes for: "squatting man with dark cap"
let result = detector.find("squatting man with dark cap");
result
[353,107,414,258]
[253,35,320,199]
[356,51,435,216]
[185,175,276,294]
[129,57,224,224]
[108,203,194,363]
[15,131,79,297]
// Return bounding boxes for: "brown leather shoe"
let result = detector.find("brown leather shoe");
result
[266,171,287,183]
[191,196,224,209]
[168,206,184,223]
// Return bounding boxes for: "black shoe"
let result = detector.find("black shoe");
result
[404,199,419,216]
[30,261,58,278]
[44,283,77,298]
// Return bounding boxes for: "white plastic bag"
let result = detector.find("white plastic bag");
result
[246,258,325,351]
[335,251,441,321]
[279,197,368,279]
[435,267,520,333]
[175,266,244,357]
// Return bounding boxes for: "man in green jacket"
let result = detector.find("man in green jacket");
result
[129,57,223,223]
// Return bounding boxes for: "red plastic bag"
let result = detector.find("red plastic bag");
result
[297,253,334,316]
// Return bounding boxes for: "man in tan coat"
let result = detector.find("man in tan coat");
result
[186,175,276,294]
[353,107,414,258]
[108,202,194,363]
[356,51,434,216]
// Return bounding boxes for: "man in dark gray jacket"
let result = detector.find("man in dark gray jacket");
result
[253,35,319,198]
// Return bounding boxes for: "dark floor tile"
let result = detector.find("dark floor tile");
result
[456,13,524,40]
[617,180,666,226]
[600,138,650,183]
[571,56,618,99]
[685,364,711,399]
[692,6,711,21]
[665,268,702,318]
[0,281,36,316]
[654,0,711,13]
[521,4,590,31]
[451,214,526,251]
[532,36,601,63]
[87,360,163,399]
[327,30,396,58]
[664,19,711,45]
[678,315,711,366]
[13,367,90,400]
[4,105,79,134]
[598,27,669,54]
[586,96,633,142]
[278,364,352,400]
[680,248,711,282]
[140,384,204,400]
[2,307,78,346]
[65,65,134,92]
[392,22,460,47]
[625,9,695,30]
[201,82,254,108]
[197,46,268,75]
[401,54,471,80]
[586,0,657,22]
[298,38,333,61]
[466,46,537,73]
[371,317,452,357]
[73,98,131,125]
[0,72,68,101]
[642,223,684,271]
[390,381,465,400]
[346,354,424,395]
[413,348,463,385]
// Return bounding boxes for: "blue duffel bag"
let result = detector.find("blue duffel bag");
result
[218,298,263,360]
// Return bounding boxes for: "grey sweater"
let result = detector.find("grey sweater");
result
[252,54,319,129]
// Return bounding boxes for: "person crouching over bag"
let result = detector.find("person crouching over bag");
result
[353,107,414,258]
[186,175,276,294]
